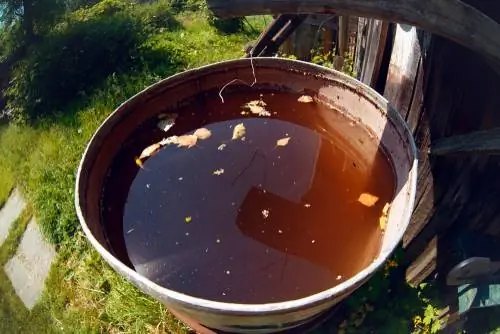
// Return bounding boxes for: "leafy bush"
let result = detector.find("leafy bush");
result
[5,0,182,122]
[207,14,244,34]
[169,0,207,13]
[7,12,145,122]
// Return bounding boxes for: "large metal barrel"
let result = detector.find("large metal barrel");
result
[75,58,417,333]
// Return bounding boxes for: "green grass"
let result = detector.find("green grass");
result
[0,206,57,334]
[0,6,441,333]
[0,126,15,208]
[0,10,261,333]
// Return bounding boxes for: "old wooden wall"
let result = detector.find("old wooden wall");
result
[207,0,500,288]
[369,2,500,285]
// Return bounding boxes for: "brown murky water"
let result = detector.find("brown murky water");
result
[101,89,395,304]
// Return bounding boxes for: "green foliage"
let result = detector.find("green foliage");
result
[207,13,244,34]
[313,251,443,334]
[169,0,207,13]
[5,0,184,123]
[310,48,357,78]
[0,0,66,38]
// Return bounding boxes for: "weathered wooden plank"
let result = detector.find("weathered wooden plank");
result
[430,128,500,155]
[406,236,437,285]
[384,24,421,119]
[207,0,500,64]
[354,17,368,79]
[359,20,389,88]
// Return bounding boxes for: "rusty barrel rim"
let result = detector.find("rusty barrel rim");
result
[75,57,418,315]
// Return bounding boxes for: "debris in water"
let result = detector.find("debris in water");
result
[243,100,270,116]
[358,193,379,207]
[218,143,227,151]
[379,202,390,231]
[278,229,283,234]
[311,240,316,244]
[135,157,144,169]
[176,135,198,148]
[127,228,135,234]
[157,114,177,132]
[232,123,246,140]
[382,203,390,215]
[194,127,212,140]
[304,203,311,208]
[276,137,291,147]
[336,275,342,280]
[216,238,221,244]
[185,216,192,223]
[213,168,225,176]
[159,135,179,146]
[261,209,270,219]
[139,143,162,160]
[298,95,314,103]
[226,270,231,275]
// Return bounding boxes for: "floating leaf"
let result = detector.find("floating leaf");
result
[159,135,179,146]
[218,144,227,151]
[194,128,212,140]
[358,193,379,207]
[135,157,144,169]
[298,95,314,103]
[379,215,388,232]
[276,137,291,147]
[232,123,246,140]
[382,203,390,215]
[176,135,198,148]
[185,216,192,223]
[243,100,270,117]
[213,168,225,176]
[139,143,162,160]
[379,202,390,231]
[157,115,177,132]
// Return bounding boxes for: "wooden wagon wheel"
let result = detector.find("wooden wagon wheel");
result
[208,0,500,68]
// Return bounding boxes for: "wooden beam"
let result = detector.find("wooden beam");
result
[207,0,500,64]
[430,128,500,155]
[359,20,389,88]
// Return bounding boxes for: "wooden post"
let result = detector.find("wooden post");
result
[358,19,389,88]
[384,24,422,119]
[334,15,350,70]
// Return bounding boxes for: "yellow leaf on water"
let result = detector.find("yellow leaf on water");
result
[276,137,291,147]
[379,215,388,232]
[185,216,192,223]
[194,128,212,140]
[139,143,162,160]
[176,135,198,148]
[232,123,246,140]
[159,135,179,146]
[382,203,390,215]
[135,157,144,169]
[243,100,270,117]
[298,95,314,103]
[358,193,379,207]
[213,168,225,176]
[379,202,390,232]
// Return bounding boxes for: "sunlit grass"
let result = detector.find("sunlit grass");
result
[0,9,259,333]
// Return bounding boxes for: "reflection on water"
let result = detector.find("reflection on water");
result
[102,90,395,303]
